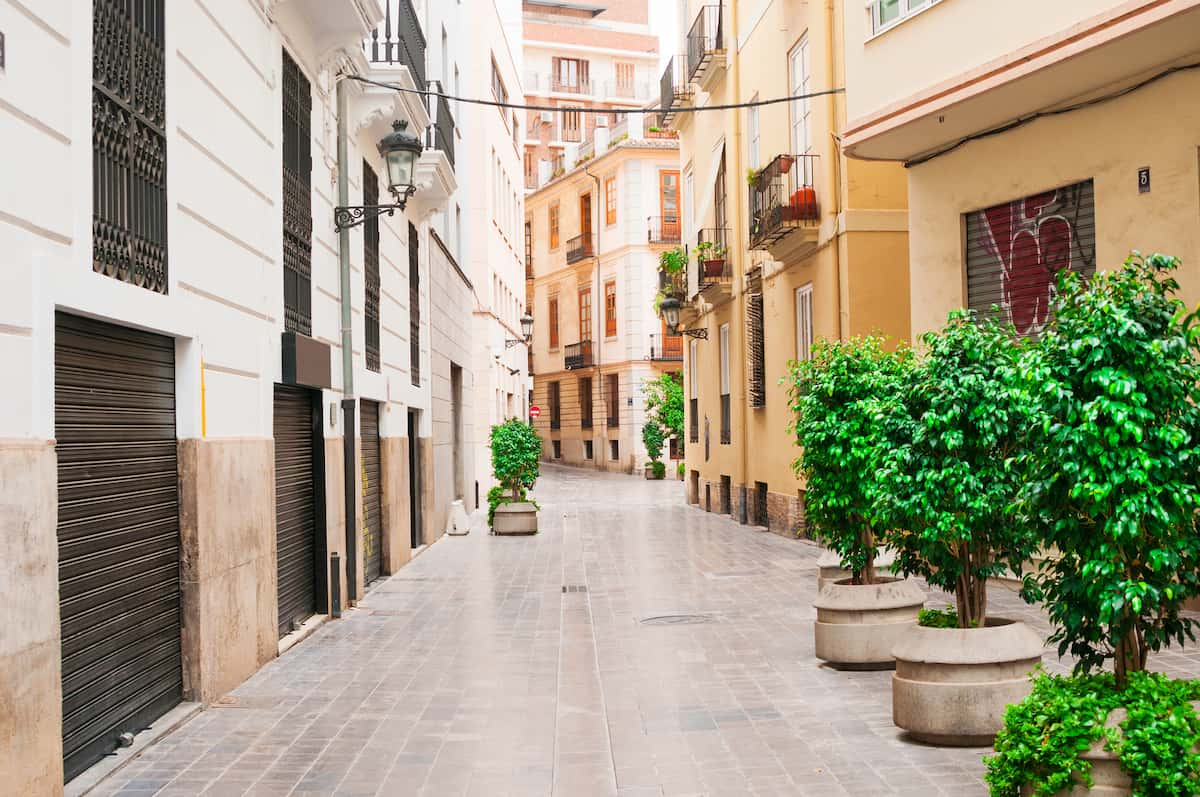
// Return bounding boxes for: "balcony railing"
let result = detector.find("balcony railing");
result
[659,55,692,126]
[687,5,724,82]
[576,138,595,163]
[365,0,426,88]
[565,234,594,264]
[749,154,819,250]
[609,117,629,142]
[429,81,455,168]
[658,269,687,299]
[552,77,593,95]
[649,334,684,362]
[564,341,594,370]
[562,125,582,143]
[695,228,732,292]
[647,216,682,245]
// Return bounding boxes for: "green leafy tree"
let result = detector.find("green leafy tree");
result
[874,311,1039,628]
[644,373,685,457]
[1019,252,1200,687]
[490,418,541,500]
[642,419,665,463]
[787,336,911,585]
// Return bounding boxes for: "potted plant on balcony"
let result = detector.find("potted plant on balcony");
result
[488,418,543,535]
[874,310,1043,746]
[985,253,1200,795]
[787,335,925,670]
[696,240,727,279]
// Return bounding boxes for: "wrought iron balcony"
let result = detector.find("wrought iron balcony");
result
[749,154,820,252]
[428,81,455,168]
[552,77,593,95]
[565,234,594,264]
[687,5,724,83]
[564,341,594,370]
[649,334,684,362]
[607,411,619,428]
[366,0,426,88]
[647,216,682,245]
[659,55,693,126]
[658,268,687,300]
[695,228,732,294]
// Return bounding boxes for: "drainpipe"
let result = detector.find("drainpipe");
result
[585,166,603,469]
[336,75,358,603]
[826,0,848,340]
[726,3,749,513]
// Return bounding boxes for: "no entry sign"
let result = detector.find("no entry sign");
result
[529,405,541,419]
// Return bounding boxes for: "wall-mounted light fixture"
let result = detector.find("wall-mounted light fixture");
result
[659,298,707,339]
[505,313,535,348]
[334,120,424,232]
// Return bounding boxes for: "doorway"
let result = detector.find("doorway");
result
[408,409,422,549]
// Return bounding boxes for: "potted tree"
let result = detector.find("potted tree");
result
[986,253,1200,795]
[696,240,727,279]
[644,373,684,471]
[788,335,925,670]
[875,310,1043,746]
[488,418,542,535]
[642,419,666,480]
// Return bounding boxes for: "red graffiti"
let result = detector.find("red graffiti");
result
[983,191,1075,334]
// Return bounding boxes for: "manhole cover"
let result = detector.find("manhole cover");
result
[639,614,716,626]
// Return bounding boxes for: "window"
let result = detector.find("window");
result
[719,324,731,444]
[524,152,536,186]
[605,175,617,226]
[549,295,560,348]
[754,482,769,527]
[584,439,594,460]
[524,221,532,275]
[549,203,560,249]
[553,57,589,92]
[409,222,421,386]
[659,170,680,241]
[870,0,935,34]
[615,62,635,96]
[689,338,700,443]
[714,149,727,230]
[549,381,561,430]
[747,293,765,408]
[789,37,812,157]
[281,50,313,333]
[605,373,619,427]
[491,57,508,104]
[578,287,592,341]
[579,376,593,428]
[513,113,519,150]
[795,284,814,361]
[93,0,168,294]
[604,280,617,337]
[363,161,381,372]
[684,168,694,242]
[610,440,619,461]
[747,95,760,169]
[562,107,582,142]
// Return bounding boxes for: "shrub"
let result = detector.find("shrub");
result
[646,461,666,479]
[488,419,541,529]
[677,461,685,479]
[786,335,911,584]
[658,246,688,275]
[873,310,1039,627]
[642,419,664,463]
[1018,253,1200,686]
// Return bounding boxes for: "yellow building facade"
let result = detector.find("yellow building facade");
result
[841,0,1200,338]
[672,0,911,532]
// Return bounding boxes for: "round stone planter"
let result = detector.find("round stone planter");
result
[892,619,1043,746]
[816,548,896,591]
[812,578,925,670]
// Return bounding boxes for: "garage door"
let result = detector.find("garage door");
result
[965,179,1096,336]
[274,385,319,637]
[361,401,383,585]
[55,313,182,782]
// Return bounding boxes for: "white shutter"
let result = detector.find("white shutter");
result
[795,284,813,361]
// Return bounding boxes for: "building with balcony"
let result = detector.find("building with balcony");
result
[841,0,1200,339]
[526,128,683,472]
[673,0,911,534]
[0,0,498,789]
[521,0,661,191]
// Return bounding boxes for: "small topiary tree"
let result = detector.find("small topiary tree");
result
[488,418,542,528]
[642,418,664,463]
[873,310,1040,628]
[644,373,684,458]
[1019,252,1200,687]
[787,335,911,585]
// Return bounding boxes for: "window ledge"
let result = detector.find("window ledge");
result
[864,0,945,44]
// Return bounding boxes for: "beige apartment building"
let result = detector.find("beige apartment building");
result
[670,0,911,533]
[841,0,1200,338]
[526,118,684,472]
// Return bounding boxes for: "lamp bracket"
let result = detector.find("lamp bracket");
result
[333,186,417,232]
[505,338,530,349]
[681,328,708,340]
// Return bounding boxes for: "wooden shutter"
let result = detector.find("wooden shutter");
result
[282,50,312,335]
[549,295,560,348]
[604,281,616,337]
[409,222,420,386]
[747,292,766,408]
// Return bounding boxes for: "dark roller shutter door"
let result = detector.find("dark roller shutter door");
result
[274,385,318,637]
[55,313,182,782]
[361,401,383,585]
[965,179,1096,336]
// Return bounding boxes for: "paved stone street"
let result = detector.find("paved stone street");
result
[88,465,1200,797]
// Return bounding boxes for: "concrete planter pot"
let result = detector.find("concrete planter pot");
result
[816,548,896,591]
[812,578,925,670]
[492,502,538,535]
[892,619,1043,746]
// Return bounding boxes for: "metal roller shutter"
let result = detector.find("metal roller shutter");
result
[55,313,182,782]
[361,401,383,585]
[965,179,1097,336]
[274,385,318,637]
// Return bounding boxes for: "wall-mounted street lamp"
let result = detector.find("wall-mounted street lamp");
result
[506,313,535,348]
[659,298,708,339]
[334,120,424,232]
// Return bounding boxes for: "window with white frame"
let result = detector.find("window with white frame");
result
[789,37,811,158]
[747,96,760,169]
[869,0,936,35]
[795,284,813,361]
[683,168,695,243]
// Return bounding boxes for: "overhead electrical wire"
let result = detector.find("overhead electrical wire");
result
[345,73,844,115]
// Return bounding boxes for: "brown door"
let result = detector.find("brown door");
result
[659,171,680,239]
[580,193,592,237]
[579,287,592,343]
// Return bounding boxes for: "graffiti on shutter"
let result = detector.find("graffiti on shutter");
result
[964,179,1096,336]
[746,292,766,408]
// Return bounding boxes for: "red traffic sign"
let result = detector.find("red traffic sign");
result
[529,405,541,419]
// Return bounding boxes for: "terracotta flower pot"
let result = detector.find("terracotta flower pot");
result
[892,619,1043,746]
[813,577,925,670]
[703,258,727,278]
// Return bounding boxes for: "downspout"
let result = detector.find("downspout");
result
[585,166,603,469]
[336,75,358,603]
[727,3,749,517]
[827,0,848,340]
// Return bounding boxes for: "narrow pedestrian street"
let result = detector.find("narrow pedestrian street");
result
[88,466,1065,797]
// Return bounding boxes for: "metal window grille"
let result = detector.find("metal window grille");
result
[754,481,768,527]
[747,293,766,408]
[282,50,313,335]
[93,0,168,294]
[409,222,420,386]
[363,162,381,372]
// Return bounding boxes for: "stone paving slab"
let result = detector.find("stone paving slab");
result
[84,465,1200,796]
